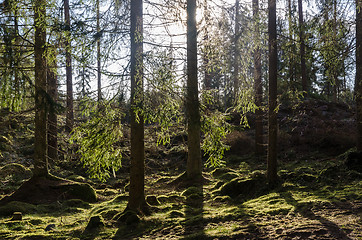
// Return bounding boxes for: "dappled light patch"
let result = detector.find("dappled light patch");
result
[243,192,294,216]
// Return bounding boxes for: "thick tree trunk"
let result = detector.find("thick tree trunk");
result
[128,0,146,212]
[298,0,307,94]
[253,0,263,156]
[356,0,362,151]
[33,0,48,178]
[186,0,202,180]
[233,0,240,101]
[97,0,101,104]
[267,0,278,185]
[64,0,74,132]
[47,48,58,163]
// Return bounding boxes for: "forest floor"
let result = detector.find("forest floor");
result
[0,98,361,239]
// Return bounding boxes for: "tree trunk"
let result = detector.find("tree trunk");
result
[332,0,338,102]
[97,0,102,104]
[186,0,202,180]
[298,0,307,94]
[64,0,74,132]
[203,0,211,90]
[47,47,58,163]
[268,0,278,185]
[33,0,48,178]
[287,0,295,89]
[128,0,146,212]
[253,0,263,156]
[356,0,362,151]
[233,0,240,102]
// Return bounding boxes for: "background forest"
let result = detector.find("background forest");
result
[0,0,361,239]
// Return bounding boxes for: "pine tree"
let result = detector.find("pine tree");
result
[267,0,278,185]
[64,0,74,132]
[186,0,202,180]
[298,0,307,93]
[356,0,362,151]
[33,0,48,177]
[128,0,147,212]
[253,0,263,156]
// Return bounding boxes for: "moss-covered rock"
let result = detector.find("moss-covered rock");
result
[146,195,160,206]
[218,172,239,182]
[63,199,91,209]
[85,215,104,231]
[0,201,36,216]
[168,210,184,218]
[182,186,203,197]
[115,210,140,225]
[67,183,97,203]
[0,163,32,181]
[218,172,267,198]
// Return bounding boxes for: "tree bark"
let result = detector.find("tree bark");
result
[203,0,211,90]
[186,0,202,180]
[332,0,338,102]
[128,0,146,212]
[64,0,74,132]
[233,0,241,101]
[298,0,307,94]
[356,0,362,151]
[33,0,48,178]
[47,47,58,163]
[97,0,102,104]
[268,0,278,185]
[287,0,295,88]
[253,0,263,156]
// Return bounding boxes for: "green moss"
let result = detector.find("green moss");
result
[218,172,239,182]
[168,210,184,218]
[0,201,37,216]
[63,199,91,209]
[0,163,32,181]
[67,183,97,203]
[182,187,203,197]
[243,192,294,216]
[85,215,104,231]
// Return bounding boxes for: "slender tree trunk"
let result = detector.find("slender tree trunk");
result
[203,0,211,90]
[33,0,48,178]
[268,0,278,185]
[186,0,202,180]
[287,0,295,89]
[13,7,20,110]
[332,0,338,102]
[233,0,240,101]
[356,0,362,151]
[253,0,263,156]
[128,0,146,212]
[64,0,74,132]
[97,0,101,104]
[298,0,307,94]
[47,47,58,163]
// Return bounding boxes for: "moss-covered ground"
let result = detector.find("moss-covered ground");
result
[0,100,361,239]
[0,151,361,239]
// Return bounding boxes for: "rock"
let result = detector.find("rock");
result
[67,183,97,203]
[11,212,22,221]
[0,201,36,216]
[85,215,104,231]
[346,152,362,173]
[115,210,140,225]
[168,210,184,218]
[45,224,56,231]
[146,195,160,206]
